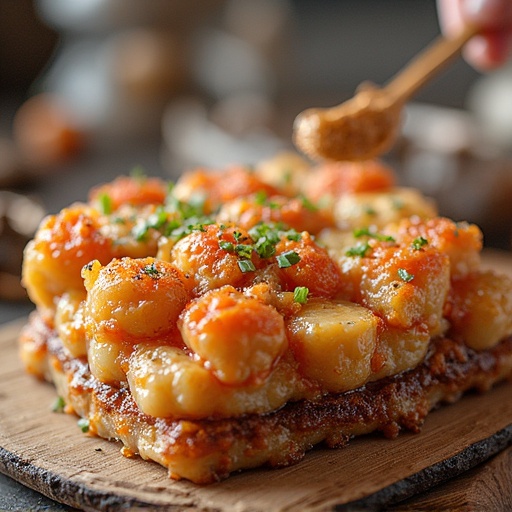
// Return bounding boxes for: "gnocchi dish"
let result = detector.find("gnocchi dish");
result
[19,154,512,483]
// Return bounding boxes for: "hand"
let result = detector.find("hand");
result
[437,0,512,70]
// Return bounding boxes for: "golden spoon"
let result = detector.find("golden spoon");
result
[293,24,478,162]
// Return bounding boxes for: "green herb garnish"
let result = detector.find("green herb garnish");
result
[52,396,66,413]
[282,169,292,185]
[299,194,318,212]
[398,268,414,282]
[247,223,301,260]
[219,240,235,252]
[353,227,395,242]
[248,223,281,246]
[166,218,214,241]
[98,193,113,215]
[130,165,146,180]
[411,236,428,250]
[254,237,276,259]
[238,259,256,273]
[345,242,371,258]
[235,244,254,259]
[78,418,90,433]
[143,262,161,278]
[276,250,301,268]
[293,286,309,304]
[285,229,302,242]
[254,190,268,205]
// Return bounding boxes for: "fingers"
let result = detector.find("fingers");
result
[463,30,512,69]
[437,0,466,36]
[437,0,512,70]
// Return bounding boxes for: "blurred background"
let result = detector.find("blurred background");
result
[1,0,512,309]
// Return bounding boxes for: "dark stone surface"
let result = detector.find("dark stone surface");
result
[0,472,75,512]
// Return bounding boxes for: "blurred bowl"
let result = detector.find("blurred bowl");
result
[389,103,512,250]
[0,192,46,301]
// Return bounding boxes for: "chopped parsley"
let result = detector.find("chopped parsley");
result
[219,221,306,271]
[285,230,302,242]
[254,237,276,259]
[167,219,213,241]
[78,418,90,433]
[398,268,414,282]
[298,194,318,212]
[276,250,301,268]
[235,244,253,259]
[165,188,207,219]
[130,184,213,243]
[254,190,268,205]
[412,236,428,250]
[353,227,395,242]
[282,169,292,185]
[98,193,113,215]
[218,222,305,273]
[248,224,278,259]
[238,259,256,273]
[52,396,66,413]
[345,242,371,258]
[132,206,169,241]
[132,222,150,242]
[293,286,309,304]
[130,165,147,180]
[143,262,161,278]
[219,240,235,252]
[247,223,302,260]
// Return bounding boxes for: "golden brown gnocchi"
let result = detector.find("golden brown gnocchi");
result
[18,157,512,484]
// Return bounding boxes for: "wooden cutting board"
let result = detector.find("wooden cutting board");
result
[1,251,512,512]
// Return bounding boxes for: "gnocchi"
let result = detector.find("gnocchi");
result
[21,164,512,424]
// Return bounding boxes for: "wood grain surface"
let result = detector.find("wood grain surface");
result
[1,251,511,512]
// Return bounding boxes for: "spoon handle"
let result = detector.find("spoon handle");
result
[384,23,478,104]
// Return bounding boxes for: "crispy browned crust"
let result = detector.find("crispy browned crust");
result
[20,312,512,484]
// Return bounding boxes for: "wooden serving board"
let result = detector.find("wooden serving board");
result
[1,251,512,512]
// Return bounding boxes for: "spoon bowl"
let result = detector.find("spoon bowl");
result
[293,24,477,162]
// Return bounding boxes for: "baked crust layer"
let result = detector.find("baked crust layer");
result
[22,311,512,484]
